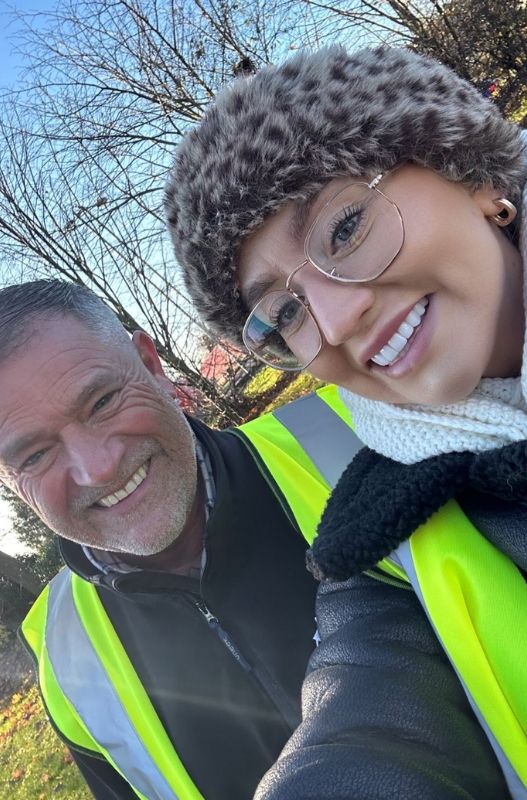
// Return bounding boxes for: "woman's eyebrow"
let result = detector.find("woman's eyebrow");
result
[290,196,317,241]
[245,276,276,309]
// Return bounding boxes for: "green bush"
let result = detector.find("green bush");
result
[243,366,285,398]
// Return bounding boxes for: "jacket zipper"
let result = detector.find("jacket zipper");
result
[192,595,300,730]
[196,533,300,729]
[194,597,252,671]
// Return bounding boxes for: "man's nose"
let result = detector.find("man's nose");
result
[304,274,375,347]
[64,429,125,487]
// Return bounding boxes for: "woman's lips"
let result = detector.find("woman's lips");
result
[370,298,428,367]
[369,294,434,379]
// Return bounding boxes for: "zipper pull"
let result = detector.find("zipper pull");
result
[195,599,252,671]
[195,599,217,624]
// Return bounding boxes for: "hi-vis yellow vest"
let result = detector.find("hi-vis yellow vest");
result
[21,385,527,799]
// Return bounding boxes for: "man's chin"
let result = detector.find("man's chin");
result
[107,528,182,561]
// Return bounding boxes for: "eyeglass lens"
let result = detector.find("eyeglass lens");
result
[243,182,403,370]
[242,291,321,370]
[307,182,403,281]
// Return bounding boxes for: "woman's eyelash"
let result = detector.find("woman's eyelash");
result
[329,205,364,240]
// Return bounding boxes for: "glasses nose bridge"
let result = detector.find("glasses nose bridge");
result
[285,259,311,294]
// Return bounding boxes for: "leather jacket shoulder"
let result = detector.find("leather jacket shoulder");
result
[256,572,509,799]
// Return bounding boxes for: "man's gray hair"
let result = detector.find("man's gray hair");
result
[0,279,130,362]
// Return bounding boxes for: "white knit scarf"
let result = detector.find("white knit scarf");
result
[340,186,527,465]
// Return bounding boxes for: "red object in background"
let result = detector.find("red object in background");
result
[200,343,251,385]
[200,345,234,383]
[173,381,200,411]
[482,79,497,98]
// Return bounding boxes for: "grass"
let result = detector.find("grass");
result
[0,684,91,799]
[243,365,325,414]
[0,374,323,798]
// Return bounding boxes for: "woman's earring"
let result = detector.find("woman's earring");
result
[491,198,517,227]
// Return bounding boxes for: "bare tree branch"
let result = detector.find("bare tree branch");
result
[1,0,309,424]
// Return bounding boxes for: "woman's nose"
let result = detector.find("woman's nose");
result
[304,274,375,347]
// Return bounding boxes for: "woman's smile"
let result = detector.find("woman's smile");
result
[366,296,429,368]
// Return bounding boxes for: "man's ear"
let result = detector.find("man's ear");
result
[132,331,178,398]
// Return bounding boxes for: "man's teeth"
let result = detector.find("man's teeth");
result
[371,298,428,367]
[98,464,148,508]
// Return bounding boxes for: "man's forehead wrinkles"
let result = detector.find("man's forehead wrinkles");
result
[32,340,98,372]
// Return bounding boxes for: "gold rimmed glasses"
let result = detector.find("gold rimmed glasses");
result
[242,173,404,371]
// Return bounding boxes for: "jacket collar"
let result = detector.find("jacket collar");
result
[307,440,527,582]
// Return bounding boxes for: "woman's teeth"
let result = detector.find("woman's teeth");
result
[371,298,428,367]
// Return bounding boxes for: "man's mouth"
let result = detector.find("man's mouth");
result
[370,297,429,368]
[96,461,149,508]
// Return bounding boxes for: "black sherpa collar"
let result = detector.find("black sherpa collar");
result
[307,440,527,582]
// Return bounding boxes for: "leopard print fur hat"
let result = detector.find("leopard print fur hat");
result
[165,45,526,344]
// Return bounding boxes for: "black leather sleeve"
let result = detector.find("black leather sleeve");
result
[70,749,137,800]
[255,575,510,800]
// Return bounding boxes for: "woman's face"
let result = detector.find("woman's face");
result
[238,165,525,405]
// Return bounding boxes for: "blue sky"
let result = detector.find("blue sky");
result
[0,1,57,552]
[0,0,56,89]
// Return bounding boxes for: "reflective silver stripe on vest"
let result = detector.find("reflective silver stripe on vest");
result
[46,568,180,800]
[273,393,362,488]
[394,542,527,800]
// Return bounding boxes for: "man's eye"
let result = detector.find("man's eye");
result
[92,392,116,413]
[21,450,46,470]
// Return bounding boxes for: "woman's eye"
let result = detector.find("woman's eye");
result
[330,206,364,251]
[271,298,305,334]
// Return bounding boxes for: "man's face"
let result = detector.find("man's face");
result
[0,316,197,555]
